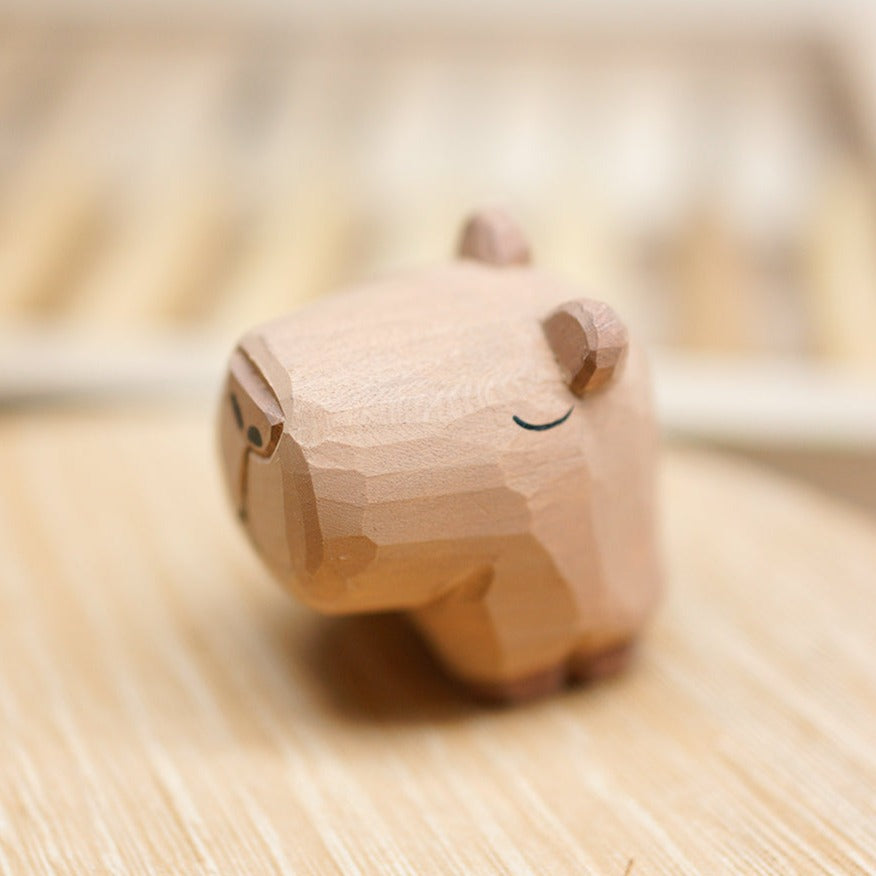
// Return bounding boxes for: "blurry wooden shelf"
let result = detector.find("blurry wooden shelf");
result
[0,407,874,873]
[2,20,876,379]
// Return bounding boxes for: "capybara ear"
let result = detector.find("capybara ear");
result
[457,208,531,267]
[543,299,629,396]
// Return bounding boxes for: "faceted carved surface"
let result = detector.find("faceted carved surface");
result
[543,299,629,396]
[218,215,661,701]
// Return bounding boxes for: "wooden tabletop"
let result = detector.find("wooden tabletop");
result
[0,406,874,875]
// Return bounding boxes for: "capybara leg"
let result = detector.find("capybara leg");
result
[568,641,636,683]
[468,663,568,704]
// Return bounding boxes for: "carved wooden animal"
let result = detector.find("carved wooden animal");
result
[218,209,662,701]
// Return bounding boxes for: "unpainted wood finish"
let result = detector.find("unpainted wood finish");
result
[219,213,661,698]
[543,299,629,396]
[2,409,876,873]
[457,208,532,267]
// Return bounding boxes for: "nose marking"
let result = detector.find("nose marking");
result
[236,445,250,521]
[512,406,574,431]
[247,426,263,447]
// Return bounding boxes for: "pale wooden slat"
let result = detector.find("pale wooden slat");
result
[67,167,238,328]
[0,408,874,874]
[803,159,876,372]
[209,178,357,331]
[0,156,104,318]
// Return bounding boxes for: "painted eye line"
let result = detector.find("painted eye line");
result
[230,393,244,430]
[512,406,574,431]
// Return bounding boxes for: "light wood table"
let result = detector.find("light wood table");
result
[0,407,874,875]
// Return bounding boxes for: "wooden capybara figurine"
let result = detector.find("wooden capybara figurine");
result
[218,209,662,702]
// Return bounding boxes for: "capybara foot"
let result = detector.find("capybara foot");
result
[467,641,637,703]
[468,664,568,704]
[568,641,636,683]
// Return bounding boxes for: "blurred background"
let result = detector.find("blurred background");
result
[1,1,875,511]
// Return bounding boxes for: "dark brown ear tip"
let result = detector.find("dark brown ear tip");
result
[543,299,629,396]
[458,208,531,267]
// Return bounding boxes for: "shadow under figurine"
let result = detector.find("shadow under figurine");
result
[218,209,662,703]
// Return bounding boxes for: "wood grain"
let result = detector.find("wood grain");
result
[0,407,874,873]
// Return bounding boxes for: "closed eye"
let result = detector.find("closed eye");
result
[512,406,573,431]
